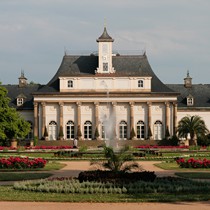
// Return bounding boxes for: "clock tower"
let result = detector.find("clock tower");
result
[96,27,115,74]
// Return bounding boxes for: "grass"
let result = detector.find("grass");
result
[175,172,210,179]
[155,161,210,171]
[0,173,53,181]
[0,186,210,202]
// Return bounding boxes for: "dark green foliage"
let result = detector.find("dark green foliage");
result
[177,115,209,145]
[158,135,179,146]
[33,136,38,146]
[78,170,156,183]
[0,85,30,144]
[91,146,140,172]
[197,134,210,146]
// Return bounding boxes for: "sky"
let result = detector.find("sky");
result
[0,0,210,85]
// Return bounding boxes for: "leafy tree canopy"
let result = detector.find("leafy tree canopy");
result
[0,85,30,142]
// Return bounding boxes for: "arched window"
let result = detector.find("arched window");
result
[136,120,145,139]
[138,80,144,88]
[84,121,92,140]
[68,80,73,88]
[119,120,127,140]
[66,121,74,140]
[154,120,163,140]
[48,121,57,140]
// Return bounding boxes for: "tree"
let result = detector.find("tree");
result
[0,85,30,145]
[91,146,141,172]
[177,115,209,145]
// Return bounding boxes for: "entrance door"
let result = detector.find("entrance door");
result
[154,120,163,140]
[49,121,57,140]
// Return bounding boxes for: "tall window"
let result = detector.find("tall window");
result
[119,120,127,140]
[154,120,163,140]
[66,121,74,140]
[136,120,145,139]
[84,121,92,140]
[68,80,73,88]
[49,121,57,140]
[103,63,108,71]
[138,80,144,88]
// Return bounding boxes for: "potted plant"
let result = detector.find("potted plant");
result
[43,126,49,141]
[94,126,100,140]
[130,127,136,140]
[58,126,64,140]
[77,125,82,140]
[147,126,152,140]
[165,126,170,140]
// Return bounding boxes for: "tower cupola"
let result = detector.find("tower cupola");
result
[184,70,192,88]
[18,71,27,88]
[95,27,115,74]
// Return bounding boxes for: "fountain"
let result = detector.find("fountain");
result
[100,80,118,149]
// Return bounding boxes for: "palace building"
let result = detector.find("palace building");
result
[3,27,210,143]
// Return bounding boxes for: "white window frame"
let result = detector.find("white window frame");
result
[66,120,75,140]
[119,120,127,140]
[138,80,144,88]
[84,121,92,140]
[187,97,194,106]
[136,120,145,140]
[154,120,163,140]
[67,80,73,88]
[48,121,57,140]
[17,98,24,106]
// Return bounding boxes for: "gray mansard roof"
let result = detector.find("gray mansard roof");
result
[37,54,176,94]
[3,84,42,110]
[167,84,210,108]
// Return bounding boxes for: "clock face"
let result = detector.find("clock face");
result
[102,55,107,60]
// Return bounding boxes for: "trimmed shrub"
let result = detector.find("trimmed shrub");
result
[78,170,156,183]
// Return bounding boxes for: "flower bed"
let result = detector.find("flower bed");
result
[176,158,210,168]
[0,157,47,169]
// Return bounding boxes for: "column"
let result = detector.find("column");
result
[94,102,99,139]
[41,102,46,138]
[112,102,117,138]
[76,102,82,140]
[147,102,152,139]
[59,102,64,140]
[129,102,135,140]
[33,102,38,137]
[173,102,178,135]
[165,102,170,137]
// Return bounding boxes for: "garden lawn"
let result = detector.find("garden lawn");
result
[0,173,53,181]
[155,161,210,171]
[175,172,210,179]
[0,186,210,202]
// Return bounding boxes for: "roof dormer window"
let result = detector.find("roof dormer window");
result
[187,95,194,106]
[138,80,144,88]
[17,98,24,106]
[67,80,73,88]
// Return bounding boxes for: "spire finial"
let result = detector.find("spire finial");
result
[187,70,189,77]
[21,69,24,77]
[104,18,106,28]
